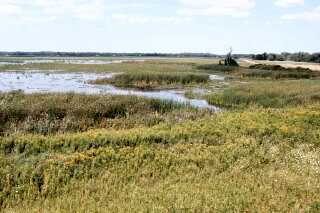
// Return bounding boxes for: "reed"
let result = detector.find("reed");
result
[0,92,203,135]
[91,71,209,90]
[206,80,320,108]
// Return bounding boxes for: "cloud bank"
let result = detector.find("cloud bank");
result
[274,0,304,8]
[0,0,106,21]
[282,6,320,21]
[177,0,256,17]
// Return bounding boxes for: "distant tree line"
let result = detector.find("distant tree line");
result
[251,52,320,63]
[1,51,319,63]
[0,52,220,58]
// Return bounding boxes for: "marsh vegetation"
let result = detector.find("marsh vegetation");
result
[90,71,209,90]
[0,58,319,212]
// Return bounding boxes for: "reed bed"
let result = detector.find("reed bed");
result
[0,92,207,135]
[91,71,209,90]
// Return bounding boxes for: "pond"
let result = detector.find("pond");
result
[0,71,220,111]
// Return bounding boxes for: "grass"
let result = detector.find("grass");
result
[0,60,195,73]
[249,63,314,72]
[91,71,209,90]
[1,105,320,211]
[197,64,239,73]
[0,91,211,135]
[197,63,320,80]
[206,80,320,108]
[1,58,320,211]
[241,69,314,79]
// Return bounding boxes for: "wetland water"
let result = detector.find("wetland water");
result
[0,71,220,110]
[0,59,144,65]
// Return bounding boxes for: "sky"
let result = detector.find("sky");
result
[0,0,319,54]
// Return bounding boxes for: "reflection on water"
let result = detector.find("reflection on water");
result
[0,71,219,110]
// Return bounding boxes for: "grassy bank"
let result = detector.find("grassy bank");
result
[206,80,320,108]
[0,92,210,135]
[91,72,209,90]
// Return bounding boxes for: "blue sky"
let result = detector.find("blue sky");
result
[0,0,319,54]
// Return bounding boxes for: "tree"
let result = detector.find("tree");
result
[224,47,239,66]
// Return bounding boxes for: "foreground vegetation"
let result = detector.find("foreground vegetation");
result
[1,104,320,212]
[0,92,209,135]
[1,59,320,212]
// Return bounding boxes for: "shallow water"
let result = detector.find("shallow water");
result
[0,71,219,110]
[209,75,225,81]
[0,59,144,65]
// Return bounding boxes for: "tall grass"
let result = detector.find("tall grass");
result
[241,69,316,79]
[243,64,319,79]
[91,71,209,90]
[196,63,319,80]
[0,92,205,135]
[197,64,239,73]
[0,60,195,73]
[206,80,320,108]
[1,106,320,211]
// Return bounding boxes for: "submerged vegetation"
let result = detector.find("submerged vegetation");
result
[1,58,320,212]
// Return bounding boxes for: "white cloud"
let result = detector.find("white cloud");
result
[282,6,320,21]
[0,1,22,16]
[111,14,149,24]
[177,0,256,17]
[274,0,304,8]
[111,13,191,24]
[0,0,106,21]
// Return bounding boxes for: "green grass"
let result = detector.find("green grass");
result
[244,64,319,80]
[241,69,314,79]
[197,64,239,73]
[197,63,320,80]
[91,71,209,90]
[0,92,210,135]
[1,105,320,211]
[206,80,320,108]
[0,60,195,73]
